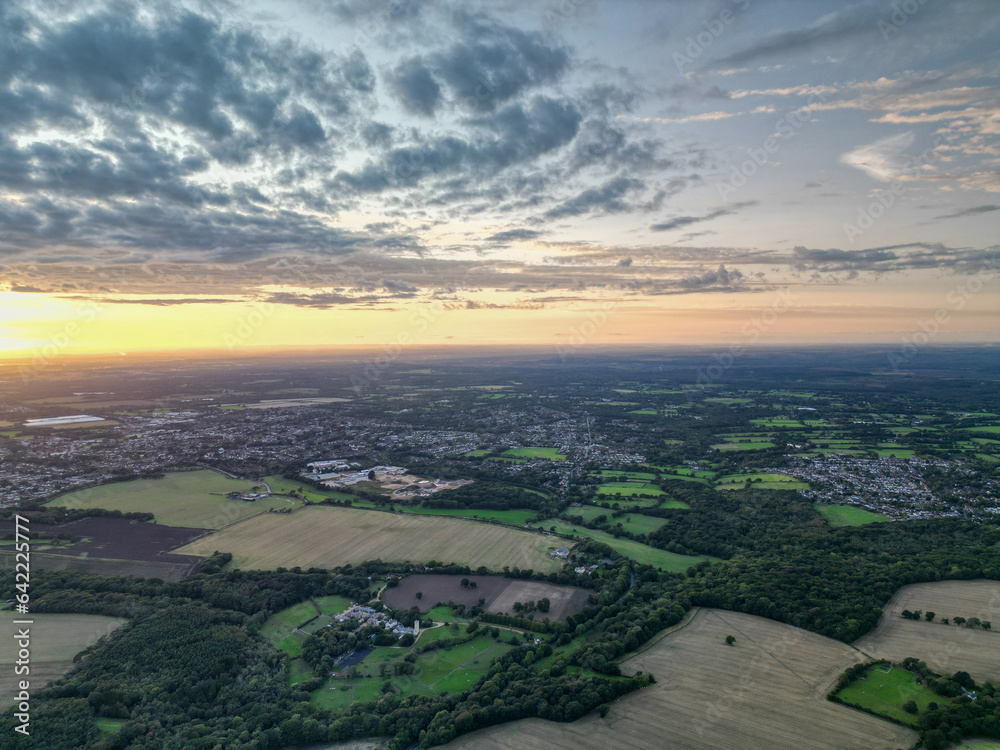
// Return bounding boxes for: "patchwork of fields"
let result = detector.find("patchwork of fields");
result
[854,580,1000,683]
[175,506,563,572]
[440,609,916,750]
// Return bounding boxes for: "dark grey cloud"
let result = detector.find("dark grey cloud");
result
[486,229,546,242]
[650,201,757,232]
[545,176,644,219]
[935,204,1000,219]
[387,59,442,116]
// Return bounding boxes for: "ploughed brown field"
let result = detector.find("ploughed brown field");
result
[0,517,204,580]
[382,574,590,621]
[854,579,1000,683]
[440,609,917,750]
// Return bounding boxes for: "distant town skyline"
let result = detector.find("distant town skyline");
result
[0,0,997,355]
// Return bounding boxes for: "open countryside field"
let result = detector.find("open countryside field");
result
[532,520,717,572]
[0,614,128,707]
[175,506,563,572]
[441,609,916,750]
[501,447,566,460]
[815,504,890,526]
[715,473,809,490]
[854,580,1000,683]
[382,574,590,621]
[835,664,948,726]
[49,470,297,528]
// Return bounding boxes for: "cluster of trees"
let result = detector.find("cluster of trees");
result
[422,482,548,511]
[903,610,992,629]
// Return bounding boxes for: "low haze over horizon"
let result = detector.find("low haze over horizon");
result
[0,0,997,356]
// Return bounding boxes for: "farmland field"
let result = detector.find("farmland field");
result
[382,574,589,621]
[440,609,916,750]
[529,520,717,572]
[48,470,297,528]
[835,665,946,726]
[815,504,890,527]
[0,614,127,707]
[715,472,808,490]
[501,447,567,460]
[853,580,1000,683]
[174,506,563,572]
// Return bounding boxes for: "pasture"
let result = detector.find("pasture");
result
[530,520,716,572]
[312,634,513,710]
[48,470,297,528]
[440,609,916,750]
[595,482,667,498]
[714,472,808,490]
[815,504,890,527]
[853,580,1000,683]
[0,614,127,708]
[501,447,567,460]
[835,665,945,726]
[174,506,563,572]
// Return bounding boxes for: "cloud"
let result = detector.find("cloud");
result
[840,131,915,181]
[935,204,1000,219]
[544,176,643,219]
[485,228,545,242]
[386,59,442,116]
[650,201,757,232]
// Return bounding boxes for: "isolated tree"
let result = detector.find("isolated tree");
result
[415,591,422,601]
[598,705,610,718]
[954,616,966,626]
[725,635,736,646]
[368,470,376,480]
[925,611,935,622]
[903,700,918,715]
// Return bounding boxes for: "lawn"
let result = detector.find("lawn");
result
[501,447,567,460]
[816,504,890,527]
[314,595,353,615]
[49,470,297,528]
[95,718,126,734]
[262,600,320,659]
[835,665,948,726]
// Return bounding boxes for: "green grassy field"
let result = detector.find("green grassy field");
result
[565,506,667,536]
[816,504,891,527]
[835,665,947,726]
[310,633,513,710]
[531,520,718,572]
[48,470,298,528]
[596,482,667,498]
[501,447,567,460]
[715,473,809,490]
[461,449,492,457]
[402,506,536,525]
[314,595,353,615]
[711,441,776,451]
[262,600,320,661]
[95,718,126,734]
[261,474,360,504]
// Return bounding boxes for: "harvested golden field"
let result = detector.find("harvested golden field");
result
[441,609,916,750]
[174,506,562,572]
[0,614,127,708]
[854,579,1000,683]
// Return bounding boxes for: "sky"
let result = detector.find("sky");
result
[0,0,998,357]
